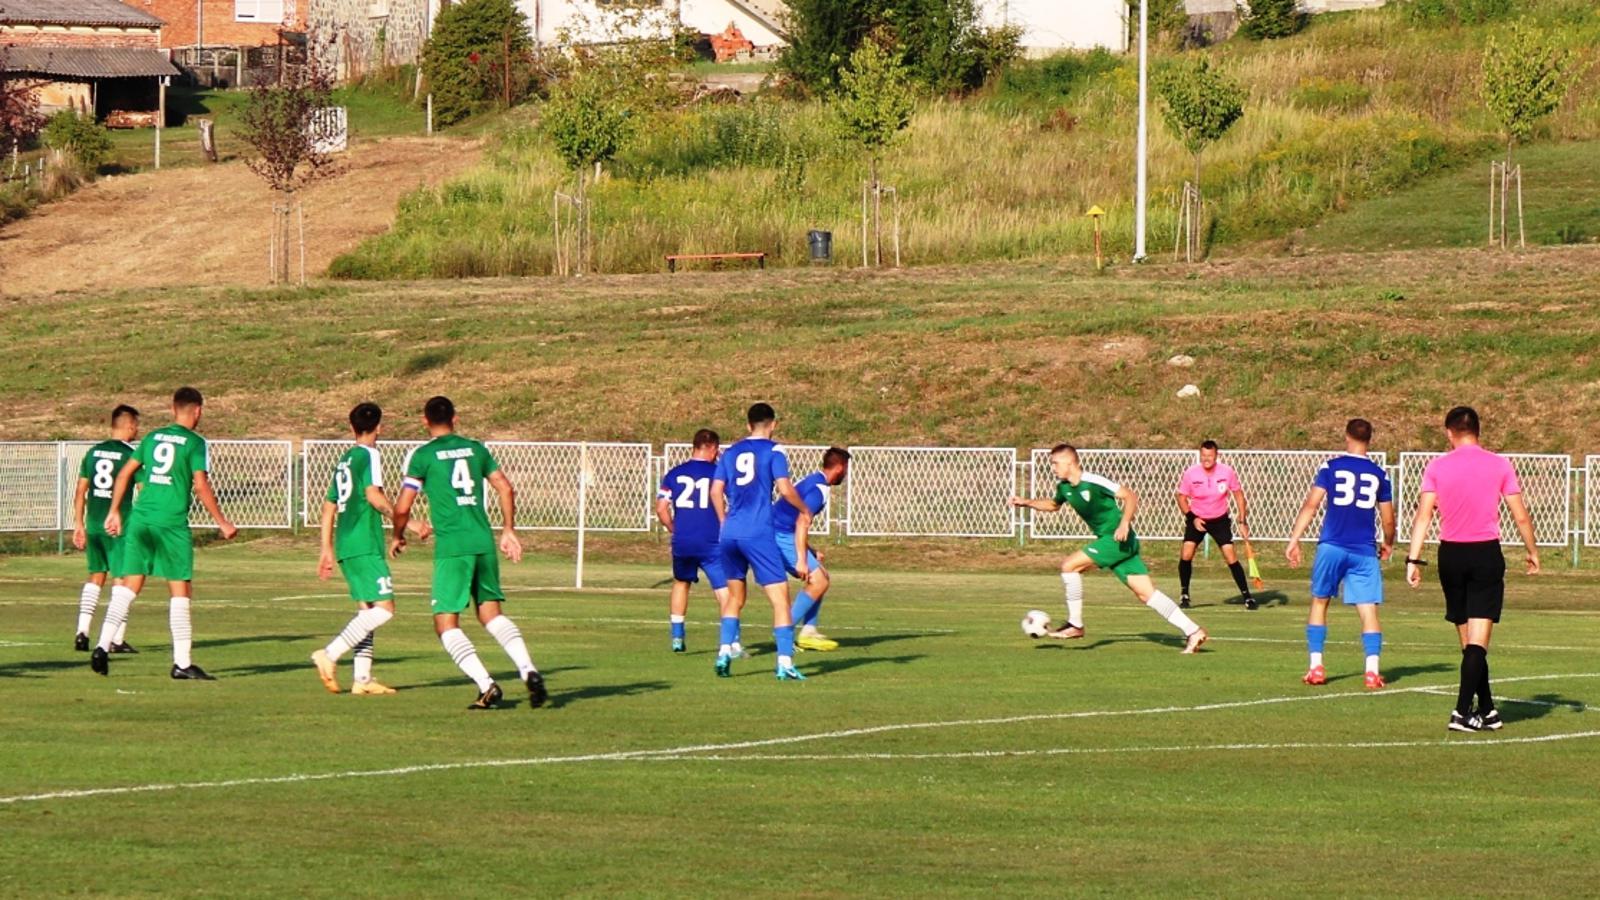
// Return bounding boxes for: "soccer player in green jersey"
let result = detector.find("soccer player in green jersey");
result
[93,387,238,680]
[311,402,430,696]
[70,404,140,653]
[390,396,547,710]
[1010,444,1209,654]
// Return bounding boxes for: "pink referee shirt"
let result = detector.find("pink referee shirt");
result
[1178,462,1241,519]
[1420,444,1521,542]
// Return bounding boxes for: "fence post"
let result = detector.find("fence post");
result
[57,442,66,554]
[574,442,590,589]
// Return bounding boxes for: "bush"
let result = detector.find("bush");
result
[780,0,1020,94]
[420,0,536,128]
[41,111,112,170]
[995,50,1124,107]
[1239,0,1306,40]
[1404,0,1513,26]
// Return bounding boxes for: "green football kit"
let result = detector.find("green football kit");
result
[79,439,135,575]
[117,424,209,581]
[327,444,394,603]
[1055,473,1149,584]
[403,434,504,614]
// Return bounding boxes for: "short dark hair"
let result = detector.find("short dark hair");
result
[110,404,139,425]
[1049,443,1078,460]
[822,446,851,469]
[1200,440,1219,451]
[692,428,720,449]
[172,386,203,409]
[1444,406,1480,436]
[747,403,776,426]
[349,402,382,435]
[424,396,455,426]
[1346,418,1373,443]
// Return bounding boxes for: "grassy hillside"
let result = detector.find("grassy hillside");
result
[6,246,1599,454]
[329,0,1600,278]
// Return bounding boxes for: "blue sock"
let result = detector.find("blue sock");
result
[790,592,817,628]
[1362,631,1382,658]
[719,617,739,649]
[670,620,686,640]
[802,597,823,628]
[1306,624,1328,655]
[775,625,796,660]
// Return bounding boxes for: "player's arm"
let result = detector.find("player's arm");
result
[318,500,337,579]
[487,470,523,563]
[1284,486,1325,567]
[103,457,140,536]
[1377,500,1397,561]
[709,478,727,523]
[1505,493,1539,575]
[654,490,675,533]
[1008,495,1061,513]
[1113,485,1139,542]
[1176,492,1192,516]
[365,484,428,538]
[193,471,238,539]
[1232,487,1249,536]
[391,476,419,558]
[775,476,806,513]
[71,477,90,550]
[1404,491,1437,588]
[794,509,813,581]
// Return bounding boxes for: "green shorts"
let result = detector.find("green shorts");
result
[85,531,124,576]
[1083,533,1149,585]
[117,519,194,582]
[339,554,395,603]
[431,552,503,614]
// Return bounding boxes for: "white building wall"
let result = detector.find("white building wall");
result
[983,0,1128,54]
[678,0,783,46]
[517,0,674,46]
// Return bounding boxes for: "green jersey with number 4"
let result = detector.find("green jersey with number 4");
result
[79,440,136,535]
[327,445,386,561]
[130,425,210,527]
[403,433,500,558]
[1055,473,1131,539]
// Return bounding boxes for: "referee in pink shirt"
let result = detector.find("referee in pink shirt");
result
[1176,440,1256,610]
[1405,407,1539,734]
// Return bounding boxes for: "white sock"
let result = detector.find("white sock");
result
[778,654,793,668]
[113,615,128,646]
[77,582,101,635]
[800,624,819,636]
[440,628,495,692]
[325,607,394,660]
[169,596,194,668]
[97,585,136,652]
[1060,572,1085,628]
[1145,590,1200,637]
[1366,654,1380,675]
[484,615,536,678]
[670,614,685,624]
[353,634,375,683]
[730,641,744,657]
[719,643,732,656]
[1310,651,1324,668]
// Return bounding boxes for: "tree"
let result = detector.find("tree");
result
[42,110,113,170]
[238,63,342,283]
[1154,57,1245,195]
[833,37,915,267]
[1,50,45,159]
[1238,0,1306,40]
[1482,22,1581,170]
[781,0,1018,94]
[420,0,536,128]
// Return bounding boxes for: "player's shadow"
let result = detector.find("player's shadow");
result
[1326,662,1451,686]
[1500,693,1587,723]
[549,679,672,709]
[1037,632,1186,652]
[831,632,940,650]
[0,658,92,678]
[395,664,590,692]
[793,653,923,677]
[193,633,316,650]
[1225,590,1291,607]
[215,654,430,678]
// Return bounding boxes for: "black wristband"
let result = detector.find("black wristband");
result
[1405,558,1427,566]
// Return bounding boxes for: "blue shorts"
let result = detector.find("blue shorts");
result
[1310,544,1384,605]
[720,534,789,587]
[671,550,728,590]
[775,532,821,580]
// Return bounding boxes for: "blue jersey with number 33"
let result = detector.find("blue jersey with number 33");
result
[659,459,721,556]
[714,437,790,541]
[1314,454,1393,553]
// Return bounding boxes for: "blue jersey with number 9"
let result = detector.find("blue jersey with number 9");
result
[714,437,790,540]
[1314,454,1393,552]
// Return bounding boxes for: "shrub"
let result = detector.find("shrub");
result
[41,111,112,170]
[780,0,1020,94]
[1404,0,1513,26]
[1239,0,1307,40]
[995,50,1124,107]
[420,0,535,128]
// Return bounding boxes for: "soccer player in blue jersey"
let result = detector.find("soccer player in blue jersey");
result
[1285,418,1397,690]
[655,428,730,653]
[711,402,810,681]
[775,446,850,652]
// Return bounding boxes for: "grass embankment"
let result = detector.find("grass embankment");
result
[5,247,1599,453]
[330,0,1600,278]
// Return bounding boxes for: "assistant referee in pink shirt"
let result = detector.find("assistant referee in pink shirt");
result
[1176,440,1256,610]
[1405,406,1539,734]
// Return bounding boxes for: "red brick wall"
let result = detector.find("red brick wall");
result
[1,26,161,49]
[118,0,303,48]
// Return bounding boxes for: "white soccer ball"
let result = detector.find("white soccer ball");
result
[1021,609,1052,639]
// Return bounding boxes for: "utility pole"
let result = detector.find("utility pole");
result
[1134,0,1149,263]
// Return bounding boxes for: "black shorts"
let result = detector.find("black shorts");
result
[1184,512,1234,547]
[1438,540,1506,624]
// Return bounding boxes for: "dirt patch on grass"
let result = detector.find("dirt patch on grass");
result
[0,137,480,296]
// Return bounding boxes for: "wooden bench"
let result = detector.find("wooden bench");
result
[665,252,766,273]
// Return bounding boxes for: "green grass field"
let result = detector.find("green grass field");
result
[3,540,1598,896]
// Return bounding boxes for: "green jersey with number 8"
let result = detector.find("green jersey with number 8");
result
[80,440,136,535]
[402,434,499,558]
[130,425,209,527]
[327,445,386,560]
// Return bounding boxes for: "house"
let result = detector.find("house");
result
[0,0,179,119]
[982,0,1129,55]
[115,0,310,86]
[308,0,434,82]
[677,0,786,52]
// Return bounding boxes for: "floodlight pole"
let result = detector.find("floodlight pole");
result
[1134,0,1149,263]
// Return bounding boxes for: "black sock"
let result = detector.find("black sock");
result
[1178,560,1193,595]
[1458,644,1487,716]
[1228,561,1251,597]
[1476,649,1494,714]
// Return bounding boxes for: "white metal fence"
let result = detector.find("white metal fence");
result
[1,441,1595,558]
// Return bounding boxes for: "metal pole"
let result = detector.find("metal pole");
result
[1133,0,1148,263]
[575,442,590,589]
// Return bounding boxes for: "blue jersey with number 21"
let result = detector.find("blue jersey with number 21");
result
[1314,454,1393,553]
[659,459,721,556]
[714,437,790,540]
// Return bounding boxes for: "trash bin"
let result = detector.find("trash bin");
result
[807,230,832,264]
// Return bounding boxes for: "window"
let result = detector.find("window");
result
[236,0,286,23]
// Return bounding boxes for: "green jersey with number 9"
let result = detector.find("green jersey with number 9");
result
[79,440,136,535]
[402,433,500,558]
[327,445,387,560]
[130,425,209,527]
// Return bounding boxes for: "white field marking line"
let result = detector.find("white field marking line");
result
[4,672,1598,807]
[0,641,46,648]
